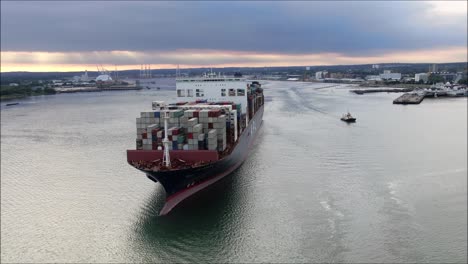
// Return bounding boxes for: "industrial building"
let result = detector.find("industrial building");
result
[415,73,429,83]
[379,70,401,80]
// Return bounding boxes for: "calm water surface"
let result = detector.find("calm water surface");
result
[1,79,466,263]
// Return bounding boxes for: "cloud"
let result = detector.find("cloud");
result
[1,1,466,55]
[2,46,466,72]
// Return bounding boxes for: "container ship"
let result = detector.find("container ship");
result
[126,73,264,215]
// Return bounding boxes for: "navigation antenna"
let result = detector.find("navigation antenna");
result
[162,106,171,168]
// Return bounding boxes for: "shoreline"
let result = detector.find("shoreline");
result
[1,86,144,103]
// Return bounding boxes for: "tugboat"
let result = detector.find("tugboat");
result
[341,112,356,123]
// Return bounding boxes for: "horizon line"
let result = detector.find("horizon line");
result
[2,61,467,74]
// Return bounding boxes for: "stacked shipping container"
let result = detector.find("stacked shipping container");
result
[136,106,240,152]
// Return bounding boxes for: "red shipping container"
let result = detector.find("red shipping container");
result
[187,133,193,139]
[142,132,147,139]
[193,110,200,118]
[208,123,213,129]
[172,128,179,135]
[152,142,158,150]
[168,135,172,141]
[210,109,221,117]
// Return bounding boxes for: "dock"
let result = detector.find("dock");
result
[393,93,425,104]
[392,88,463,104]
[350,88,412,94]
[55,86,142,94]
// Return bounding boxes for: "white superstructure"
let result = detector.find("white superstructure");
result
[175,73,249,114]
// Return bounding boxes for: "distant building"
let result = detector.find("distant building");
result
[80,70,89,82]
[415,73,429,83]
[96,74,113,82]
[9,83,19,87]
[430,64,438,73]
[315,71,323,79]
[306,66,310,71]
[380,70,401,80]
[372,64,380,69]
[366,75,382,81]
[315,71,328,79]
[330,73,344,79]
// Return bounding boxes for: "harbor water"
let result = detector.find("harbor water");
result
[1,80,466,263]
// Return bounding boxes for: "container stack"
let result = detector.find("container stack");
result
[168,110,184,127]
[229,110,238,142]
[138,111,161,128]
[138,123,164,150]
[198,133,206,150]
[136,103,242,152]
[187,120,202,150]
[216,114,227,151]
[167,127,185,150]
[207,129,217,150]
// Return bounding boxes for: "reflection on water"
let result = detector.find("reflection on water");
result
[131,169,251,263]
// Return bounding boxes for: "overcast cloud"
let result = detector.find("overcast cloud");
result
[1,1,466,70]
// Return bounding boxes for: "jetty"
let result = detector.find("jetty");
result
[393,93,425,104]
[54,86,142,94]
[351,88,412,94]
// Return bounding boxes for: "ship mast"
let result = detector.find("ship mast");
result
[162,107,171,168]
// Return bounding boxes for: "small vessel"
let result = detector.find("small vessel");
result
[6,102,19,106]
[341,112,356,123]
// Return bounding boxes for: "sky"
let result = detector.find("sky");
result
[1,1,467,72]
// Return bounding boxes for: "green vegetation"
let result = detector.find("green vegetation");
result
[458,78,468,85]
[1,85,56,101]
[427,74,445,84]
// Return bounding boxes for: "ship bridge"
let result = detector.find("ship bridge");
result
[175,73,249,114]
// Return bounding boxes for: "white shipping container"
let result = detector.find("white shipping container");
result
[208,129,217,138]
[200,109,209,118]
[188,117,198,127]
[193,124,202,133]
[198,134,205,141]
[143,144,152,150]
[147,124,158,132]
[184,110,194,118]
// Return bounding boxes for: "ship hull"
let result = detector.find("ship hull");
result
[145,105,264,215]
